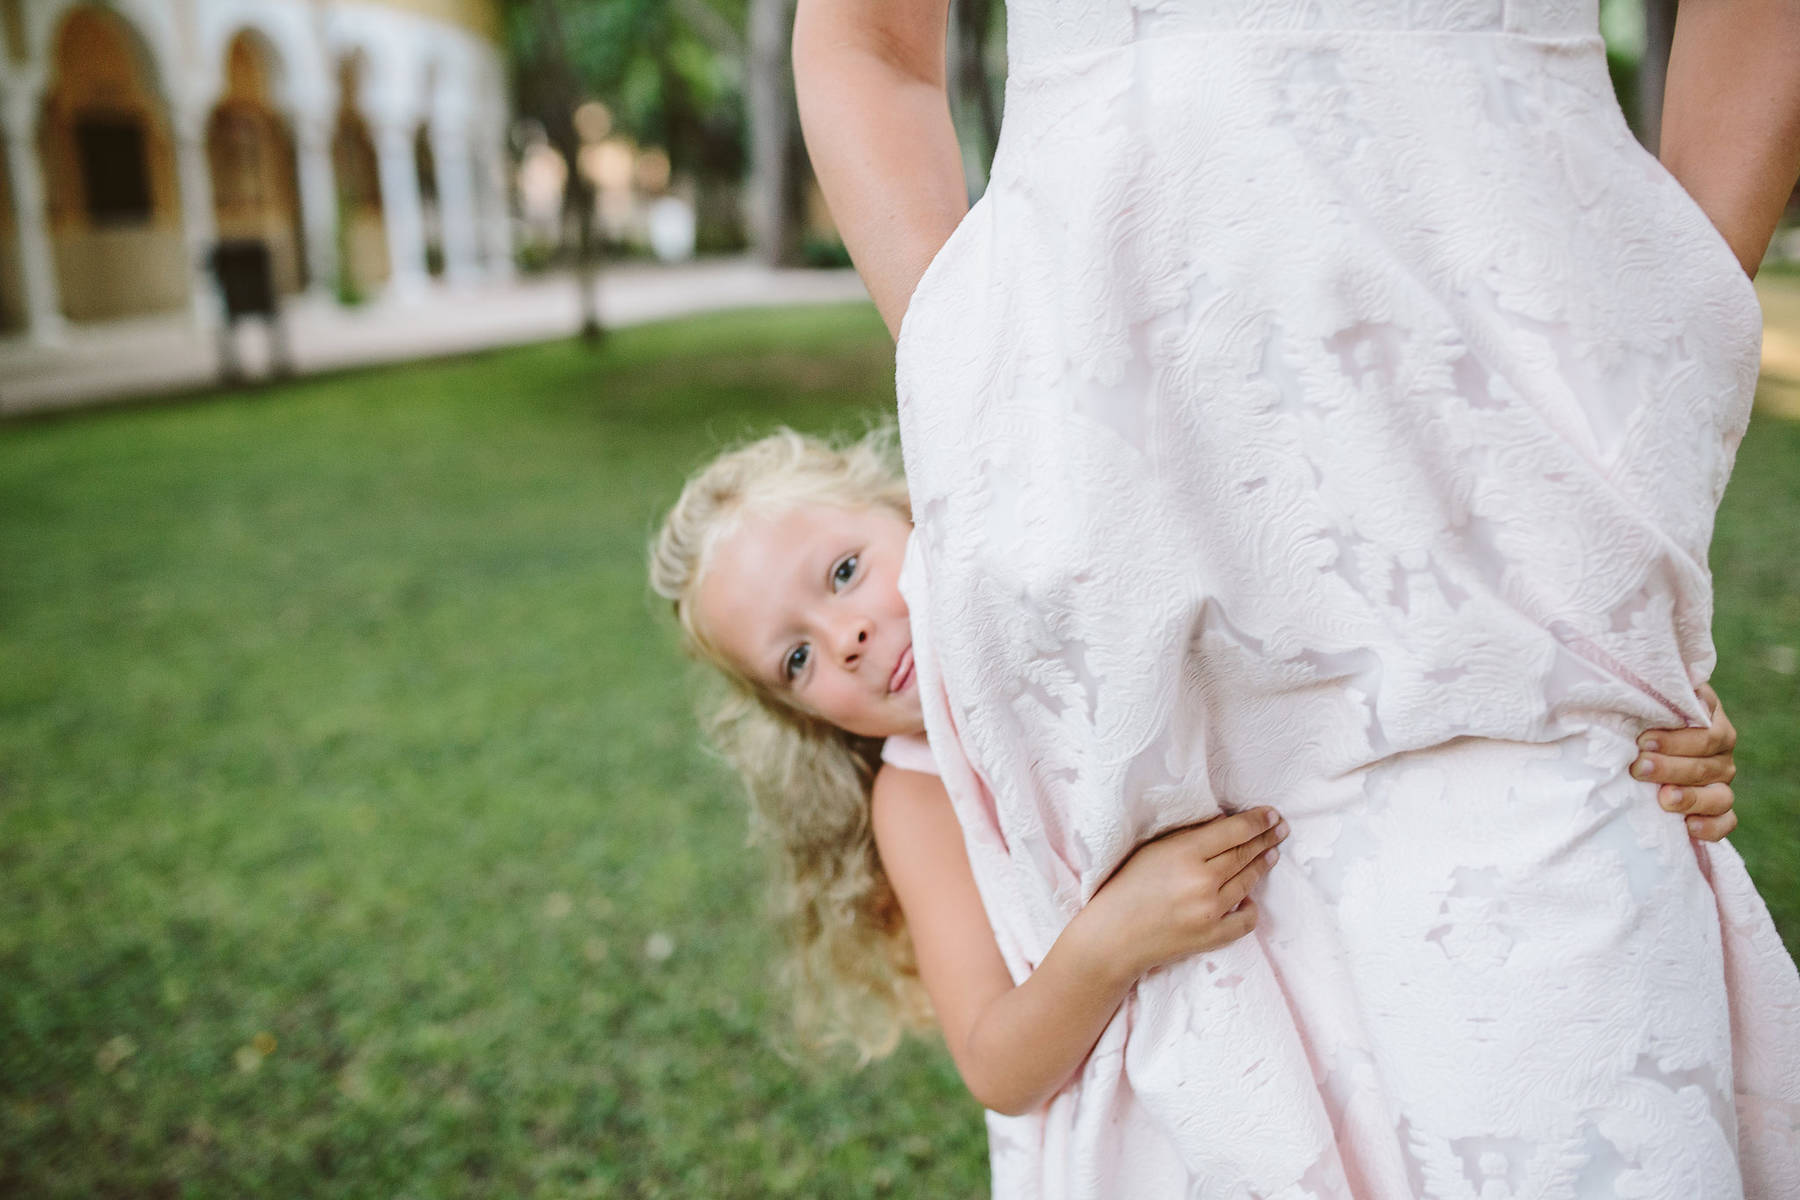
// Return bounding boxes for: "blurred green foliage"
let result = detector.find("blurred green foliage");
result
[507,0,748,187]
[1,304,1796,1195]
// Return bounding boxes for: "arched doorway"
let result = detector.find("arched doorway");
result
[332,55,387,298]
[37,5,187,321]
[207,31,306,294]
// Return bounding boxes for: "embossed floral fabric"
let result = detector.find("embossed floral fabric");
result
[891,1,1800,1196]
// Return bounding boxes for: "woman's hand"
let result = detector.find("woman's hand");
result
[1080,808,1289,986]
[1634,682,1740,841]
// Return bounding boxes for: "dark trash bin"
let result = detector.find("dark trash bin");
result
[208,239,292,382]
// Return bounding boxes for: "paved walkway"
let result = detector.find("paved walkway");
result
[2,260,1795,421]
[1754,272,1800,420]
[0,257,871,417]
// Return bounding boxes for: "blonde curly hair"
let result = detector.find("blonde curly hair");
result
[648,425,934,1060]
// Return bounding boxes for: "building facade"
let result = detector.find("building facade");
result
[0,0,513,343]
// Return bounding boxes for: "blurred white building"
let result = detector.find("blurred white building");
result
[0,0,514,344]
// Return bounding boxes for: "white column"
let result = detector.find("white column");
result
[373,114,429,299]
[429,120,480,285]
[173,105,221,328]
[475,132,513,281]
[2,88,65,344]
[293,112,339,300]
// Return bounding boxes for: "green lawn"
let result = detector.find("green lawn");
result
[2,305,1796,1198]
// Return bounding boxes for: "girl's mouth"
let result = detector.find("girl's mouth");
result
[888,645,915,694]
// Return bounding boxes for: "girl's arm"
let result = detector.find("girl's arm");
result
[792,0,966,337]
[1660,0,1800,276]
[1637,682,1742,841]
[872,764,1286,1117]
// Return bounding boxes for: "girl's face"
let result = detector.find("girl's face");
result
[694,502,923,739]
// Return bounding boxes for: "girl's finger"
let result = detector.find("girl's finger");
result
[1660,782,1734,817]
[1216,845,1278,912]
[1216,897,1259,941]
[1206,817,1288,878]
[1687,810,1738,842]
[1633,751,1735,788]
[1186,808,1282,859]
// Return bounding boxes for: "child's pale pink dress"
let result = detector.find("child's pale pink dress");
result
[890,0,1800,1196]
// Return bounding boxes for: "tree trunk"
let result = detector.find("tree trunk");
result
[560,156,603,342]
[950,0,1002,190]
[1638,0,1676,154]
[747,0,802,266]
[532,0,604,341]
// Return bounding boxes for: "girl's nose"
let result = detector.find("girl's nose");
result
[832,619,872,664]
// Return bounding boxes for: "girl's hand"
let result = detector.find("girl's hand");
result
[1083,808,1289,984]
[1635,682,1740,841]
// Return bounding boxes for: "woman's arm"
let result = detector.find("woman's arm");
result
[1660,0,1800,276]
[792,0,968,336]
[872,764,1286,1116]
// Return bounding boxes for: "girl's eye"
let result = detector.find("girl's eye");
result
[832,555,858,590]
[783,643,811,681]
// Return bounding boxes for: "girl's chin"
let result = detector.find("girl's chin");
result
[866,715,927,740]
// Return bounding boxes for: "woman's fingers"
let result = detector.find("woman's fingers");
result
[1639,685,1736,758]
[1686,810,1739,843]
[1658,779,1739,842]
[1633,751,1736,787]
[1660,781,1734,817]
[1697,681,1723,720]
[1638,723,1728,759]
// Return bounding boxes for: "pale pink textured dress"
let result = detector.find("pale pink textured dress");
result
[889,0,1800,1196]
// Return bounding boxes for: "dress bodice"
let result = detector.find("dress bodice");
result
[1005,0,1599,70]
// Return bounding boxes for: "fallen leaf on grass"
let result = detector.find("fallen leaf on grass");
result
[96,1035,136,1073]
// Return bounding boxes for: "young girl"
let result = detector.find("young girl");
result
[648,425,1745,1117]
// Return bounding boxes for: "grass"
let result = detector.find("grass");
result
[2,303,1796,1197]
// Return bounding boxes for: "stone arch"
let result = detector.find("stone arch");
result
[193,2,328,121]
[26,0,183,91]
[331,52,387,295]
[207,29,307,293]
[37,4,188,321]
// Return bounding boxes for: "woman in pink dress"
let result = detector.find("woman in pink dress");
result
[795,1,1800,1196]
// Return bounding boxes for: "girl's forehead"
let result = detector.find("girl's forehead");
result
[697,501,910,605]
[736,500,897,544]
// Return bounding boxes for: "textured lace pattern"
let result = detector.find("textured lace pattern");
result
[892,2,1800,1196]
